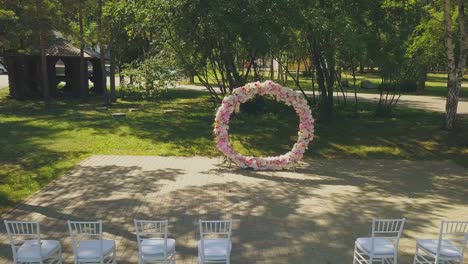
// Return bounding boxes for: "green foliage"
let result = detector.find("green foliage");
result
[407,6,446,70]
[0,9,18,49]
[60,0,99,48]
[0,0,64,53]
[398,79,418,93]
[120,51,183,99]
[2,0,451,115]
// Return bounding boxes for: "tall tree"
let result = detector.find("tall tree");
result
[35,0,49,103]
[79,0,86,98]
[407,5,445,93]
[444,0,467,129]
[98,0,109,104]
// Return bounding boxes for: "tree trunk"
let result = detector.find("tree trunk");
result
[109,49,116,102]
[311,69,316,103]
[321,53,335,116]
[79,3,86,99]
[310,54,316,103]
[312,43,329,120]
[456,0,467,94]
[295,60,300,81]
[270,56,274,80]
[119,65,124,85]
[98,0,109,105]
[352,64,358,112]
[284,54,289,84]
[416,66,427,94]
[261,57,265,79]
[277,57,282,82]
[35,0,49,103]
[444,0,466,129]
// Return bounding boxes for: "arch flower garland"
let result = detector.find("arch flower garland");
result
[213,81,314,170]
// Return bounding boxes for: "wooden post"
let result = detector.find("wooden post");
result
[47,57,57,96]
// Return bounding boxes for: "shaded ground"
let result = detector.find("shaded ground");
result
[1,155,466,264]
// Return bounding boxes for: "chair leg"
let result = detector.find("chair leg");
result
[112,249,117,264]
[353,244,358,264]
[413,247,419,264]
[58,247,63,264]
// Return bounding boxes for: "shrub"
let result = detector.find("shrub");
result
[398,79,417,93]
[120,52,183,100]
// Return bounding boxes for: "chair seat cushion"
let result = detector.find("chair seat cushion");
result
[76,240,115,259]
[140,238,176,259]
[197,239,232,260]
[417,239,462,258]
[356,237,395,256]
[16,240,61,261]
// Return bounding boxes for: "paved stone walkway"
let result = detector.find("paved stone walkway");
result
[1,155,467,263]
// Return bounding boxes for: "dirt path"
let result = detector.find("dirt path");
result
[177,84,468,114]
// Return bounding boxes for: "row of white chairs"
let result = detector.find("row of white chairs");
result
[5,218,467,264]
[353,218,468,264]
[4,219,234,264]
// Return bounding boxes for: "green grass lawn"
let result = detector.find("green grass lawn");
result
[0,88,467,213]
[189,72,468,98]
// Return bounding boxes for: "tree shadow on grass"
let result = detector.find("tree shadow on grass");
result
[0,120,87,211]
[1,89,467,164]
[186,99,467,167]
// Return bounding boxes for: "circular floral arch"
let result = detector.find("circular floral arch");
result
[213,81,314,170]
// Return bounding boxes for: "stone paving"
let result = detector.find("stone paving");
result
[1,155,467,263]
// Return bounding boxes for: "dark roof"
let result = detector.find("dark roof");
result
[45,37,98,58]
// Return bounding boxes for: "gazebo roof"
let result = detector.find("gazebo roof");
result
[45,37,98,58]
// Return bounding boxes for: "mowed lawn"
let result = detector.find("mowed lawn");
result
[0,88,467,213]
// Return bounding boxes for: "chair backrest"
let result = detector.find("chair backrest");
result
[436,220,468,260]
[4,220,42,261]
[199,220,232,259]
[134,220,169,259]
[68,220,103,260]
[370,218,405,253]
[371,218,406,239]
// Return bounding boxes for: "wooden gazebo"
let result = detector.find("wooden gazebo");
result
[5,36,105,99]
